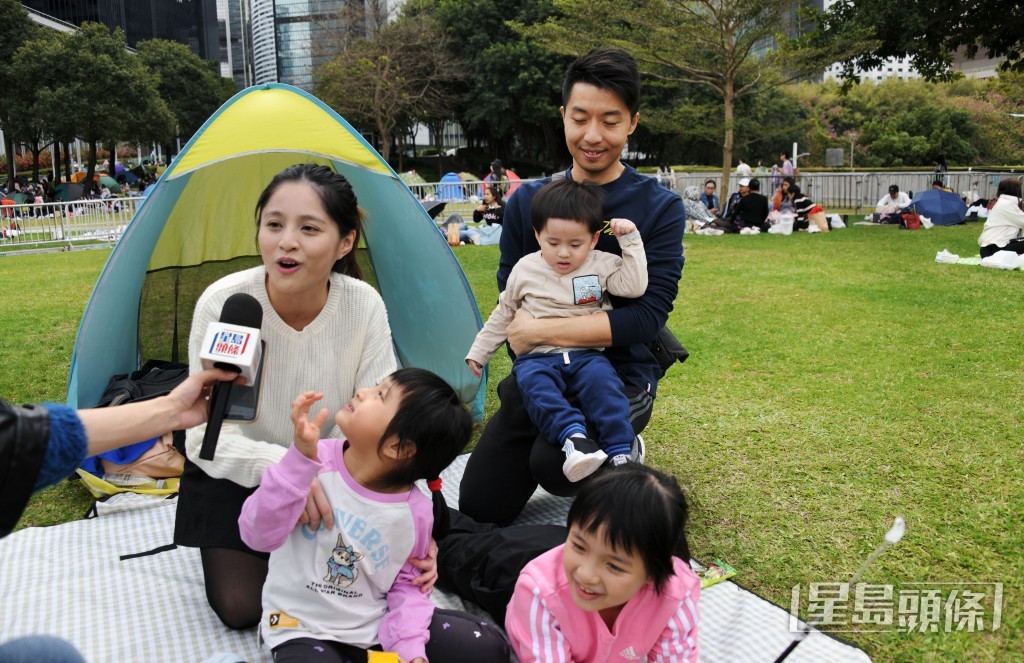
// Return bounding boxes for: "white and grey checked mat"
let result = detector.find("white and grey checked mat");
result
[0,455,869,662]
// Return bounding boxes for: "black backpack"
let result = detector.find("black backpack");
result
[96,360,190,407]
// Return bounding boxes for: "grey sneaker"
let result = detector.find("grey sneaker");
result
[562,438,608,483]
[631,434,646,465]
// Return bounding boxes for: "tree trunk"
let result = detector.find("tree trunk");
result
[721,80,735,196]
[51,142,59,183]
[541,121,562,171]
[31,142,41,183]
[84,138,98,196]
[109,139,117,179]
[64,141,73,182]
[3,130,15,185]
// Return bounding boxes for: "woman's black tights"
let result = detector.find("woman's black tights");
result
[200,547,269,630]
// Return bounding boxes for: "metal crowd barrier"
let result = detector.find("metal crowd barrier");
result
[669,170,1020,212]
[405,178,542,223]
[0,197,143,253]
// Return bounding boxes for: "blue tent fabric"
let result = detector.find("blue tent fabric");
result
[438,172,466,201]
[67,84,485,419]
[910,189,967,226]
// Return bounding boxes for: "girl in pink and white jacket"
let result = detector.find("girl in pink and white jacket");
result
[240,368,509,663]
[506,465,700,662]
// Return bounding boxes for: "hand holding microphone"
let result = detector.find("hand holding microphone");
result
[198,293,264,461]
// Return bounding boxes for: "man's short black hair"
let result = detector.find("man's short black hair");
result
[562,48,641,116]
[749,178,761,191]
[530,178,606,234]
[889,184,899,193]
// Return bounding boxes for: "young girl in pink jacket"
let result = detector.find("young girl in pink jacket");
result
[507,465,700,662]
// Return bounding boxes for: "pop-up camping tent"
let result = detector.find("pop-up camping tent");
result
[438,172,466,201]
[67,83,484,417]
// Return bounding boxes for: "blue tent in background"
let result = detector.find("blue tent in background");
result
[438,172,466,201]
[67,84,485,418]
[910,188,967,226]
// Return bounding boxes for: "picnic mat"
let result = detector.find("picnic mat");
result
[0,455,870,662]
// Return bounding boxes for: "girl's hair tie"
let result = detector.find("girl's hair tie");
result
[427,478,443,493]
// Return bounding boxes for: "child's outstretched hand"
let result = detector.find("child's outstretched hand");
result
[610,217,637,236]
[291,391,329,460]
[466,358,483,378]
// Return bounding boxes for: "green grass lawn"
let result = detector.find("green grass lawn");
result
[2,223,1020,660]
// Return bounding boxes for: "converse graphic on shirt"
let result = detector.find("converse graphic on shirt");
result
[619,645,641,660]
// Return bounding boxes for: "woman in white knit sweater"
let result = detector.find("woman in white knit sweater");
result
[978,178,1024,258]
[174,164,409,630]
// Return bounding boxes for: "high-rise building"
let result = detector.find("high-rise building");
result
[250,0,364,92]
[22,1,219,60]
[250,0,278,84]
[216,0,253,90]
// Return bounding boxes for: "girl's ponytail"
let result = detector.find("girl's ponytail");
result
[427,477,451,540]
[376,369,472,537]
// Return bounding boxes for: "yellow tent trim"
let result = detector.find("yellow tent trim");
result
[163,150,385,181]
[168,87,391,178]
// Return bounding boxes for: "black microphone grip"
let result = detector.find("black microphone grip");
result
[199,380,232,460]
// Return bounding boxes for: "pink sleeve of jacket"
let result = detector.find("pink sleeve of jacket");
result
[646,566,701,662]
[238,442,324,552]
[506,567,574,663]
[378,491,434,663]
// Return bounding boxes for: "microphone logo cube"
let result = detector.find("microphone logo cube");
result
[199,323,262,382]
[210,330,251,357]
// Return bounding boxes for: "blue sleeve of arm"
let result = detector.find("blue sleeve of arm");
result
[497,192,530,292]
[35,403,88,491]
[606,196,685,347]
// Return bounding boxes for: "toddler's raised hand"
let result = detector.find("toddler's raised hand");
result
[291,391,329,460]
[610,217,637,236]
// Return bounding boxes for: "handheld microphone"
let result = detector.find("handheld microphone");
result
[199,293,263,461]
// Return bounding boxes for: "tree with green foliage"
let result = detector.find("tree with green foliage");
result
[48,23,173,194]
[136,39,233,159]
[522,0,821,190]
[10,31,63,183]
[0,0,38,184]
[423,0,568,167]
[781,78,1024,167]
[316,13,462,162]
[808,0,1024,82]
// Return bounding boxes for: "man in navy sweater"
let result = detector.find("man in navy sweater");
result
[459,48,685,525]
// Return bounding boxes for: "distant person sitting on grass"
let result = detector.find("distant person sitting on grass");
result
[876,184,911,223]
[466,178,648,482]
[682,185,716,233]
[978,178,1024,258]
[731,177,770,234]
[789,184,815,231]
